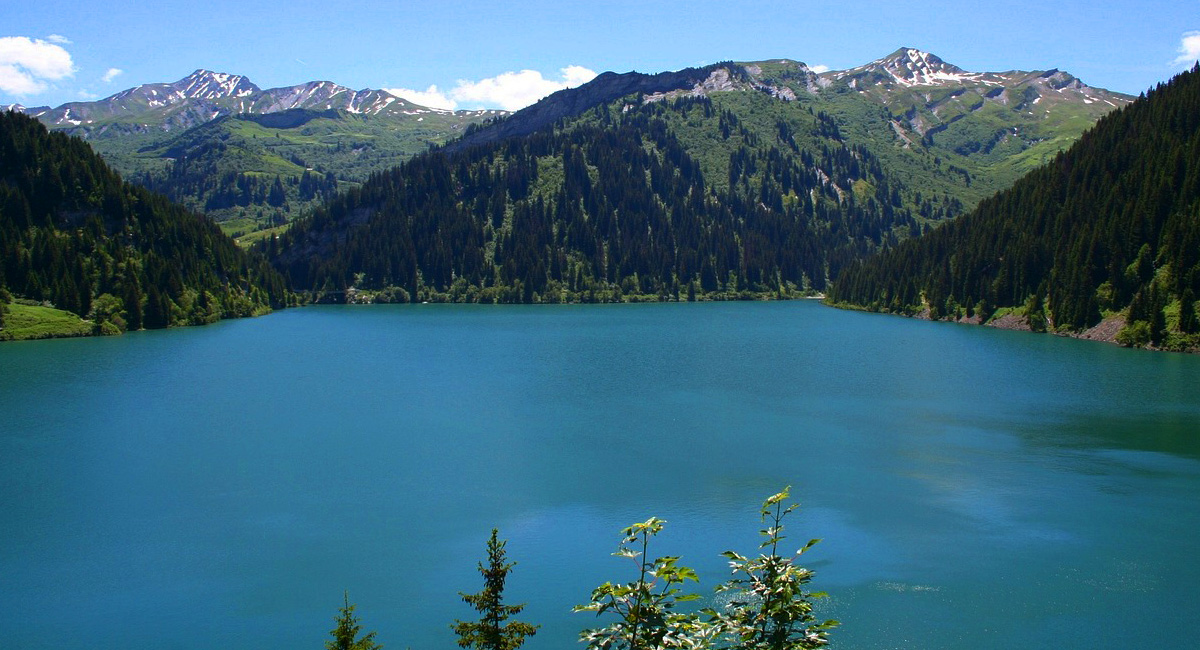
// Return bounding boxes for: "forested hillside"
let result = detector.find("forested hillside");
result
[14,70,499,239]
[264,53,1131,305]
[268,91,956,303]
[112,108,498,238]
[829,64,1200,351]
[16,52,1121,245]
[0,111,292,340]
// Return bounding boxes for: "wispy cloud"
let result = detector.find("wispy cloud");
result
[101,67,123,83]
[388,65,598,111]
[46,34,72,45]
[1171,31,1200,66]
[0,36,76,96]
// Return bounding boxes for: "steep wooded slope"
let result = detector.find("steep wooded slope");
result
[0,111,292,338]
[829,64,1200,350]
[268,81,974,303]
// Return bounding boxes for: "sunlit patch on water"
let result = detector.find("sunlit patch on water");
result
[873,581,942,593]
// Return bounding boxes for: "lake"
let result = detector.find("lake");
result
[2,301,1198,649]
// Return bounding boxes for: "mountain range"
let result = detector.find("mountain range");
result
[261,50,1134,308]
[5,48,1128,142]
[454,48,1128,161]
[6,70,505,237]
[4,48,1130,242]
[7,68,498,134]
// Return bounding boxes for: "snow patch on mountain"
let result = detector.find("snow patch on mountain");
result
[839,48,998,88]
[177,70,260,101]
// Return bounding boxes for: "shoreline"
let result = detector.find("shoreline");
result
[827,299,1198,354]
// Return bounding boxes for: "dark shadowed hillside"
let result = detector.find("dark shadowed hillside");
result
[0,111,292,340]
[829,64,1200,351]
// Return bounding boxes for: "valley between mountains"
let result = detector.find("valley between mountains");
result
[6,49,1198,352]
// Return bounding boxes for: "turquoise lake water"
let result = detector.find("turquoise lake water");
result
[2,301,1199,649]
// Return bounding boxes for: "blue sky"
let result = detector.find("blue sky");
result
[2,0,1197,111]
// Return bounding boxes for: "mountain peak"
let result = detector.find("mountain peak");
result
[861,48,975,86]
[174,69,260,100]
[892,47,955,66]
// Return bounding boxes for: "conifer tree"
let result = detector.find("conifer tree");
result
[1180,289,1197,334]
[327,592,382,650]
[453,529,539,650]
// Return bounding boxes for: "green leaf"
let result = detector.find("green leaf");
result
[798,538,822,554]
[765,486,791,506]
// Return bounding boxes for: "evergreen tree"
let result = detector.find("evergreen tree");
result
[326,592,382,650]
[123,276,144,332]
[1180,289,1197,334]
[452,529,539,650]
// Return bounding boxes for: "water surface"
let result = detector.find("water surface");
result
[2,301,1198,649]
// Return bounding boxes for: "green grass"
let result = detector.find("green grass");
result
[219,215,265,237]
[0,303,94,341]
[851,179,875,202]
[235,223,290,247]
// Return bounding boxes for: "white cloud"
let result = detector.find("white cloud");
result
[1171,31,1200,66]
[809,64,831,74]
[101,67,123,83]
[390,66,599,112]
[386,84,458,110]
[77,89,99,100]
[47,34,71,44]
[560,65,597,87]
[0,36,75,95]
[451,68,587,111]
